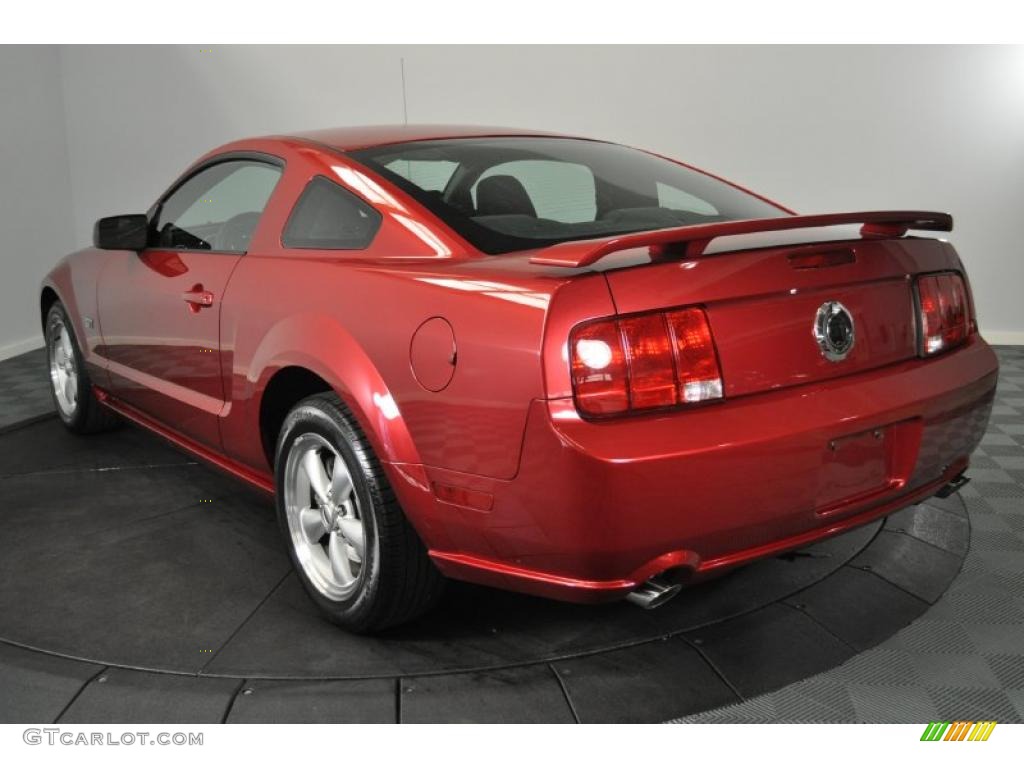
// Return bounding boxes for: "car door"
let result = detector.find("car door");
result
[96,156,283,449]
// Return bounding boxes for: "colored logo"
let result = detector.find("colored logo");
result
[920,721,997,741]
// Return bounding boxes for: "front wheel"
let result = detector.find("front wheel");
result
[45,301,119,434]
[275,393,444,632]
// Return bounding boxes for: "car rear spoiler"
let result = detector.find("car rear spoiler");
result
[528,210,953,268]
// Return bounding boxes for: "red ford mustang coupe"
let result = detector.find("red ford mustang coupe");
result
[41,125,998,631]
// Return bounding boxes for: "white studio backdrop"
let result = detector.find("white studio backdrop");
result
[2,44,1022,357]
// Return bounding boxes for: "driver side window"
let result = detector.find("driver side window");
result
[153,160,282,253]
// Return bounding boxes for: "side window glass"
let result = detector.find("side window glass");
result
[282,176,382,250]
[154,160,282,252]
[471,160,596,223]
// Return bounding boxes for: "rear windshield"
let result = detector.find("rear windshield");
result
[349,137,787,255]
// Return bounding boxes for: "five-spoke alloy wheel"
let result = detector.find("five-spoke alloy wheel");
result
[284,433,368,600]
[274,393,444,632]
[48,314,78,419]
[44,301,119,434]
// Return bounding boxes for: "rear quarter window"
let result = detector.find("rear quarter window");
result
[282,176,382,250]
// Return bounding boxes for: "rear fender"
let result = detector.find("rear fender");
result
[240,314,447,546]
[246,312,423,470]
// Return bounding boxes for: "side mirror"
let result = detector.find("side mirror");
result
[93,214,149,250]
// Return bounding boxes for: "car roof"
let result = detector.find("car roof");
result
[285,124,578,152]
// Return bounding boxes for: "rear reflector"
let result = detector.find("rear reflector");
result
[432,482,494,511]
[917,272,970,356]
[570,307,723,418]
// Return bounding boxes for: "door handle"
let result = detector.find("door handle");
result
[182,285,215,312]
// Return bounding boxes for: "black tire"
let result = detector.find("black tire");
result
[44,301,120,434]
[274,392,444,632]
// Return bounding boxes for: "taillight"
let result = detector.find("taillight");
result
[917,272,971,356]
[570,319,629,416]
[570,307,723,418]
[620,314,677,409]
[667,308,724,403]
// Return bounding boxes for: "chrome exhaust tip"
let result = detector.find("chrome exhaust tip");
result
[936,472,970,499]
[625,577,683,610]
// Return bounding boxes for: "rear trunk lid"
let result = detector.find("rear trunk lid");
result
[528,212,958,399]
[603,235,934,397]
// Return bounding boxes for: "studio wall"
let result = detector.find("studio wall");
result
[0,46,75,357]
[2,45,1022,355]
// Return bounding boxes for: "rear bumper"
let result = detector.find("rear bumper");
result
[422,337,998,603]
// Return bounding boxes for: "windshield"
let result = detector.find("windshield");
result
[349,137,788,255]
